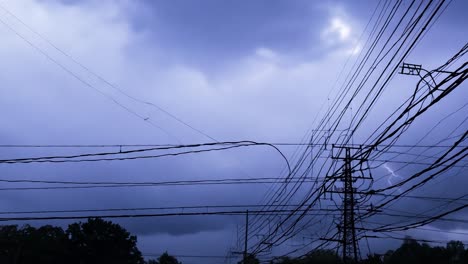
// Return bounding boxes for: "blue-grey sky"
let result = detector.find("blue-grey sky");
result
[0,0,467,263]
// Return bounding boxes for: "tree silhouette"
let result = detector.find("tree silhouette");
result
[0,219,146,264]
[238,254,260,264]
[0,224,68,264]
[446,240,465,264]
[269,240,468,264]
[156,252,181,264]
[1,222,467,264]
[67,218,144,264]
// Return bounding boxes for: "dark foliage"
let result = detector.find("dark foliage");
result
[1,222,465,264]
[0,218,181,264]
[271,238,468,264]
[238,253,261,264]
[66,218,144,264]
[270,249,342,264]
[155,252,182,264]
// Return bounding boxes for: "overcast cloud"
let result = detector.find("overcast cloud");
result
[0,0,467,263]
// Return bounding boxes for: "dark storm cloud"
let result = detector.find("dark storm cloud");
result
[0,0,467,262]
[131,0,327,67]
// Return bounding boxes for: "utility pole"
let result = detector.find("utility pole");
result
[230,211,250,264]
[341,147,358,263]
[243,210,249,263]
[324,145,372,263]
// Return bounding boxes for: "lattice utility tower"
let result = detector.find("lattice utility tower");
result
[329,145,372,263]
[341,147,358,263]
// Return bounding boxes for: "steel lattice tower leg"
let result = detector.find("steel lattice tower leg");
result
[342,147,358,263]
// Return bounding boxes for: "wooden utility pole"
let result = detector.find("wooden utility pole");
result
[243,210,249,263]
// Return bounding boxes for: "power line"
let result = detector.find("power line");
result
[0,143,463,148]
[0,177,321,186]
[0,208,332,222]
[361,220,468,236]
[248,1,464,255]
[364,235,468,246]
[142,254,237,259]
[0,14,178,140]
[0,142,291,175]
[0,179,321,191]
[373,203,468,232]
[0,3,215,141]
[0,204,339,216]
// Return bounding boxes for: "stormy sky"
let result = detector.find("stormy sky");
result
[0,0,467,263]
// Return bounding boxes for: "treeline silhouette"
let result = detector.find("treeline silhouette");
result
[269,238,467,264]
[0,218,178,264]
[0,218,466,264]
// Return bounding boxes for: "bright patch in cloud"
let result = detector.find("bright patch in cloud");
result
[255,47,277,60]
[330,17,351,41]
[346,43,362,55]
[318,4,363,57]
[321,16,353,46]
